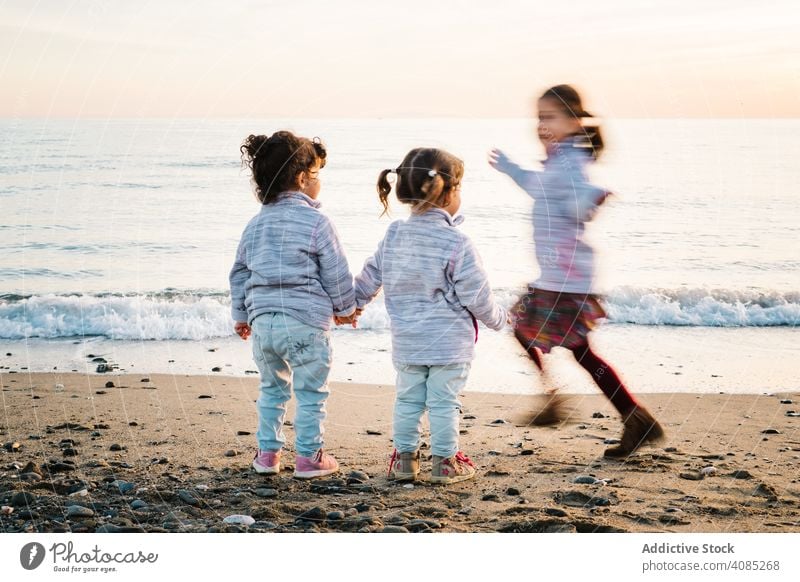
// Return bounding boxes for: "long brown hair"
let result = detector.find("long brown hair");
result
[240,131,327,204]
[376,148,464,216]
[540,84,604,160]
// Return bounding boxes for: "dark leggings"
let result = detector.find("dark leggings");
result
[517,334,638,415]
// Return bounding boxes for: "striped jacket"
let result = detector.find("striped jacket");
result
[229,191,356,330]
[355,208,508,365]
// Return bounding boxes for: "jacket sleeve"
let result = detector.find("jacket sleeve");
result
[450,237,508,331]
[491,149,542,199]
[354,235,385,310]
[313,215,357,317]
[228,236,250,322]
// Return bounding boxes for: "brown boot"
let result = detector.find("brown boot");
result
[516,392,566,426]
[604,406,665,458]
[387,449,420,482]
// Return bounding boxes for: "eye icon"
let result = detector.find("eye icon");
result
[20,542,46,570]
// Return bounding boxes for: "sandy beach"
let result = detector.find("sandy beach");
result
[1,371,798,533]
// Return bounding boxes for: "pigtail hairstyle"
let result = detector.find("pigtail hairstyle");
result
[377,147,464,216]
[541,84,604,160]
[240,131,327,204]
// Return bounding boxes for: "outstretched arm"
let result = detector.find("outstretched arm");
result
[488,148,540,192]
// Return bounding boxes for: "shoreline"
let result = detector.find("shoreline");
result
[1,373,798,533]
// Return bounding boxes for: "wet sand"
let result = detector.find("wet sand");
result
[1,372,799,533]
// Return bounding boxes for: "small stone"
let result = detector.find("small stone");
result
[95,390,107,395]
[111,480,136,494]
[178,490,200,506]
[296,507,326,523]
[223,515,255,526]
[520,449,534,456]
[380,525,409,533]
[729,470,754,480]
[110,444,124,451]
[700,466,717,476]
[66,505,94,518]
[761,428,781,434]
[544,508,568,517]
[105,381,115,388]
[198,395,213,399]
[96,364,111,373]
[140,378,150,382]
[786,411,800,417]
[506,487,521,496]
[463,414,477,420]
[490,419,507,425]
[347,470,370,484]
[1,506,13,516]
[780,399,793,404]
[366,429,382,435]
[91,357,107,363]
[665,507,683,513]
[326,511,345,521]
[211,367,222,373]
[603,438,621,445]
[592,412,606,418]
[574,475,598,484]
[224,449,239,457]
[254,488,278,498]
[128,421,138,427]
[20,472,42,482]
[20,461,42,476]
[3,441,21,452]
[10,492,36,507]
[62,448,79,457]
[131,500,148,510]
[402,484,414,489]
[236,430,251,436]
[482,493,500,502]
[679,471,704,481]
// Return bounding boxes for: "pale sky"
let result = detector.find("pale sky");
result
[1,0,798,118]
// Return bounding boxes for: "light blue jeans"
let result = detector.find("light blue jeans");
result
[393,362,471,458]
[250,312,332,458]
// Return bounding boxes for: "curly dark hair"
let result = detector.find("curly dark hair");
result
[240,131,327,204]
[376,148,464,216]
[539,84,604,160]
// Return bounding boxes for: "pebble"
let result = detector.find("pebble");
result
[761,428,781,434]
[506,487,521,496]
[482,493,500,502]
[326,511,345,521]
[402,484,414,489]
[66,505,95,518]
[178,490,200,506]
[296,507,326,523]
[62,448,79,457]
[254,488,278,498]
[224,450,239,457]
[603,438,621,445]
[110,480,136,494]
[131,500,148,510]
[96,364,111,373]
[544,508,568,517]
[10,492,36,507]
[3,441,21,452]
[223,515,255,526]
[574,475,598,484]
[780,399,793,404]
[679,471,704,481]
[1,506,12,516]
[105,381,115,388]
[490,419,507,425]
[592,412,606,418]
[20,461,42,477]
[380,525,410,533]
[347,470,370,484]
[520,449,534,456]
[198,395,213,399]
[211,367,222,372]
[366,429,382,435]
[786,411,800,418]
[19,472,42,482]
[700,466,717,476]
[236,430,251,436]
[140,378,150,383]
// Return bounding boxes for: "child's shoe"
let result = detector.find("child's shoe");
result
[252,449,281,474]
[294,449,339,479]
[604,406,665,458]
[388,449,420,481]
[430,451,476,484]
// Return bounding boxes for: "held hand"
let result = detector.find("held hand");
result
[234,321,251,340]
[334,309,361,328]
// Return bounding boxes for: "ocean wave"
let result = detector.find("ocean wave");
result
[0,287,797,340]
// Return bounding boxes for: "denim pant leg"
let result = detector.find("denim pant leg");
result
[279,315,333,458]
[393,364,429,453]
[251,314,292,453]
[426,363,471,458]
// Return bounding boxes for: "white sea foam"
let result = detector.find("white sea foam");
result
[1,287,796,340]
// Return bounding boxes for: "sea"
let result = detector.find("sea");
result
[1,118,798,394]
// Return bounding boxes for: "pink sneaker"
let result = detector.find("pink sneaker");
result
[252,450,281,475]
[294,449,339,479]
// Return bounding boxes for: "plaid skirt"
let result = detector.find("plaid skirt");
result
[512,288,606,354]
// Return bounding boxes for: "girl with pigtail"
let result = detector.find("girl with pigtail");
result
[490,85,665,457]
[355,147,509,484]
